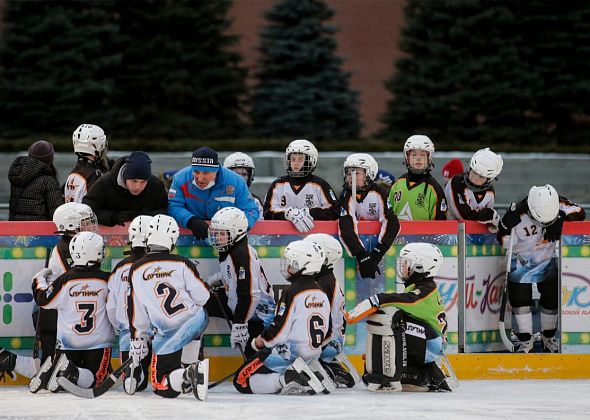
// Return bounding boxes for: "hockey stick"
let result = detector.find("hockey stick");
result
[33,247,52,361]
[438,355,459,390]
[208,367,241,389]
[57,357,133,399]
[499,229,515,352]
[351,168,357,221]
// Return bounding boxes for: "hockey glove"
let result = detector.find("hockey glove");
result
[32,268,53,289]
[275,344,291,361]
[206,271,225,289]
[543,211,566,242]
[499,206,521,232]
[285,207,314,233]
[130,337,149,366]
[370,243,388,265]
[357,251,380,279]
[230,323,249,350]
[346,295,380,324]
[188,217,209,240]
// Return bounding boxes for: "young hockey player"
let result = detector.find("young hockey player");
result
[65,124,107,203]
[338,153,401,279]
[106,215,152,394]
[223,152,264,220]
[205,207,276,358]
[31,232,114,394]
[127,214,210,400]
[233,240,332,395]
[263,139,342,232]
[497,185,585,353]
[389,135,447,220]
[445,148,503,230]
[347,242,451,392]
[303,233,360,388]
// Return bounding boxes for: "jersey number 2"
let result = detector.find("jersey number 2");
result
[308,314,326,348]
[74,302,96,335]
[156,283,187,317]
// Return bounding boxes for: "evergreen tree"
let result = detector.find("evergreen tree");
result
[251,0,361,141]
[0,0,122,139]
[113,0,247,139]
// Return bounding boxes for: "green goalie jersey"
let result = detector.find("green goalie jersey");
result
[388,172,447,220]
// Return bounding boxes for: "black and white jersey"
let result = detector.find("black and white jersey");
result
[263,175,341,220]
[339,183,400,257]
[444,174,496,222]
[64,156,102,203]
[33,267,114,350]
[32,238,72,301]
[217,238,275,324]
[128,252,210,339]
[252,193,264,221]
[260,276,330,361]
[316,268,345,345]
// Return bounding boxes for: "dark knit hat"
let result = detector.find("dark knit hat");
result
[191,147,219,172]
[28,140,54,165]
[123,151,152,180]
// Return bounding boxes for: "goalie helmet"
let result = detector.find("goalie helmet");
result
[146,214,179,251]
[465,148,503,192]
[52,202,98,235]
[223,152,256,187]
[280,240,325,280]
[527,185,560,226]
[128,215,153,248]
[284,139,318,177]
[72,124,107,158]
[403,135,435,174]
[69,232,105,266]
[343,153,379,190]
[396,242,443,280]
[208,207,248,252]
[304,233,342,269]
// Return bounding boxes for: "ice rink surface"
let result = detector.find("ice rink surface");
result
[1,380,590,420]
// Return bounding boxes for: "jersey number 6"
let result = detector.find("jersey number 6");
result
[308,314,326,348]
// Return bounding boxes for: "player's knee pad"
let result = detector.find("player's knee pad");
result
[508,282,533,308]
[538,276,558,310]
[233,350,272,394]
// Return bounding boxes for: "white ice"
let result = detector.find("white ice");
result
[1,380,589,420]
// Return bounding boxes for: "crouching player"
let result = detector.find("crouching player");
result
[31,232,114,393]
[127,215,210,400]
[233,240,331,395]
[205,207,276,358]
[107,215,153,393]
[347,242,451,392]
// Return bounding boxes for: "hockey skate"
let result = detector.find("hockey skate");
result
[47,354,77,393]
[320,360,355,388]
[307,359,336,394]
[0,347,17,382]
[423,362,451,392]
[513,338,534,353]
[185,358,209,401]
[541,335,559,353]
[401,363,451,392]
[29,356,55,393]
[279,357,324,395]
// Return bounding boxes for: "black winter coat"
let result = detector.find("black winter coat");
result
[8,156,64,221]
[83,156,168,226]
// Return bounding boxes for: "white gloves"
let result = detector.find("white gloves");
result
[285,207,314,233]
[206,271,224,289]
[487,210,500,233]
[230,323,249,349]
[275,343,291,360]
[33,268,53,289]
[130,337,149,366]
[346,295,380,324]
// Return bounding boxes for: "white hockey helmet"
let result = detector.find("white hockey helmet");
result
[146,214,179,251]
[465,148,503,191]
[284,139,318,177]
[343,153,379,190]
[72,124,107,158]
[52,202,98,234]
[396,242,443,280]
[208,207,248,252]
[304,233,343,269]
[223,152,256,187]
[128,215,153,248]
[280,240,325,280]
[403,135,435,173]
[69,232,105,266]
[527,185,560,226]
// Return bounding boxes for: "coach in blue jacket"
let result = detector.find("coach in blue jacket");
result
[168,147,260,239]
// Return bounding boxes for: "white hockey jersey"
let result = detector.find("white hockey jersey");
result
[107,258,134,333]
[316,270,345,344]
[444,175,496,222]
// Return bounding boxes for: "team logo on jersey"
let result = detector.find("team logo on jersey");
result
[226,185,235,195]
[305,194,314,207]
[416,192,425,208]
[168,188,176,199]
[238,266,246,280]
[69,283,102,297]
[142,266,176,281]
[121,268,130,283]
[368,202,377,216]
[277,302,286,316]
[304,295,325,309]
[440,199,447,212]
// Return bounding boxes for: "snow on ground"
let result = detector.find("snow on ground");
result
[1,380,589,420]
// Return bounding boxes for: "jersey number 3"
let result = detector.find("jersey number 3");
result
[156,282,187,317]
[74,302,96,335]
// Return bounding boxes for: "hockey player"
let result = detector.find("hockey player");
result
[445,148,503,230]
[106,215,153,393]
[205,207,276,358]
[389,135,447,220]
[223,152,264,220]
[347,242,451,392]
[233,240,332,395]
[338,153,401,279]
[127,214,210,400]
[303,233,359,388]
[65,124,107,203]
[263,139,342,232]
[30,232,114,394]
[497,185,585,353]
